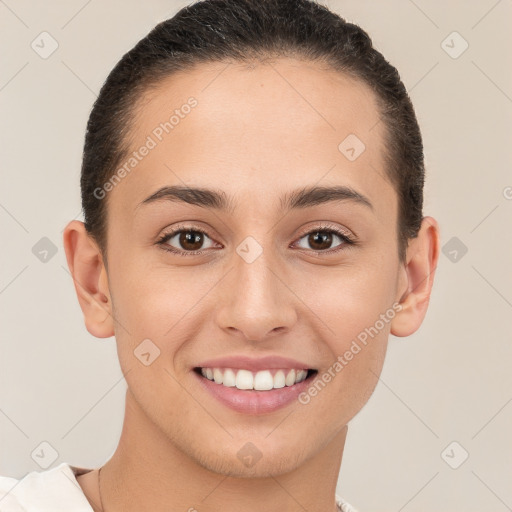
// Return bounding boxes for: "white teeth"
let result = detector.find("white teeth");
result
[199,367,310,390]
[236,369,253,390]
[213,368,223,384]
[273,370,286,389]
[222,368,236,387]
[285,369,296,386]
[254,370,274,390]
[296,369,307,382]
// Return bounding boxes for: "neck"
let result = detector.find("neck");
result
[99,389,346,512]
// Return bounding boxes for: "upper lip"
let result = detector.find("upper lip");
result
[195,355,315,372]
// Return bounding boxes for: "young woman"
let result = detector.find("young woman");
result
[0,0,439,510]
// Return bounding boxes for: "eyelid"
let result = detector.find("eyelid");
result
[155,223,219,257]
[291,222,356,253]
[294,221,354,241]
[156,222,356,256]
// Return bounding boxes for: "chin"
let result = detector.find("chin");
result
[191,440,309,478]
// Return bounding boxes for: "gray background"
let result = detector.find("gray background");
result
[1,1,511,511]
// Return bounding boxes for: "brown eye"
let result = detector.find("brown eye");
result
[307,231,333,250]
[295,228,353,252]
[161,229,215,252]
[178,231,205,251]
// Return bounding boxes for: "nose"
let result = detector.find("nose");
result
[214,246,298,341]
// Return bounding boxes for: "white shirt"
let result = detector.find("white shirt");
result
[0,463,359,511]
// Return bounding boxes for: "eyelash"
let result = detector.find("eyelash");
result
[156,223,357,257]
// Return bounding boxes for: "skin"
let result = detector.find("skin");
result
[63,57,439,512]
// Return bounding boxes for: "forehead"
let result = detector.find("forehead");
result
[111,57,393,220]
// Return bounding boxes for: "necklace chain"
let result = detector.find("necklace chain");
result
[98,466,105,512]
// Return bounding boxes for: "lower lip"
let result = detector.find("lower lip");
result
[193,370,317,415]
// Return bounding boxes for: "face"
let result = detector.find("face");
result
[100,58,404,476]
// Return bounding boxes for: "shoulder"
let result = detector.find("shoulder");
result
[0,462,94,511]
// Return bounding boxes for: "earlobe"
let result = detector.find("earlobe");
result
[63,220,115,339]
[390,216,440,337]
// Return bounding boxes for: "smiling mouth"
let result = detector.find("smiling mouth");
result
[193,367,318,391]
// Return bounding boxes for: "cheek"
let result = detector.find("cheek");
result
[107,256,220,359]
[107,261,206,418]
[105,250,395,437]
[291,259,396,416]
[110,244,398,351]
[293,257,398,346]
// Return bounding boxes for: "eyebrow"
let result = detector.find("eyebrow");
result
[137,184,373,213]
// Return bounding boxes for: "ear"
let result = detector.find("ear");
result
[391,216,440,337]
[62,220,114,338]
